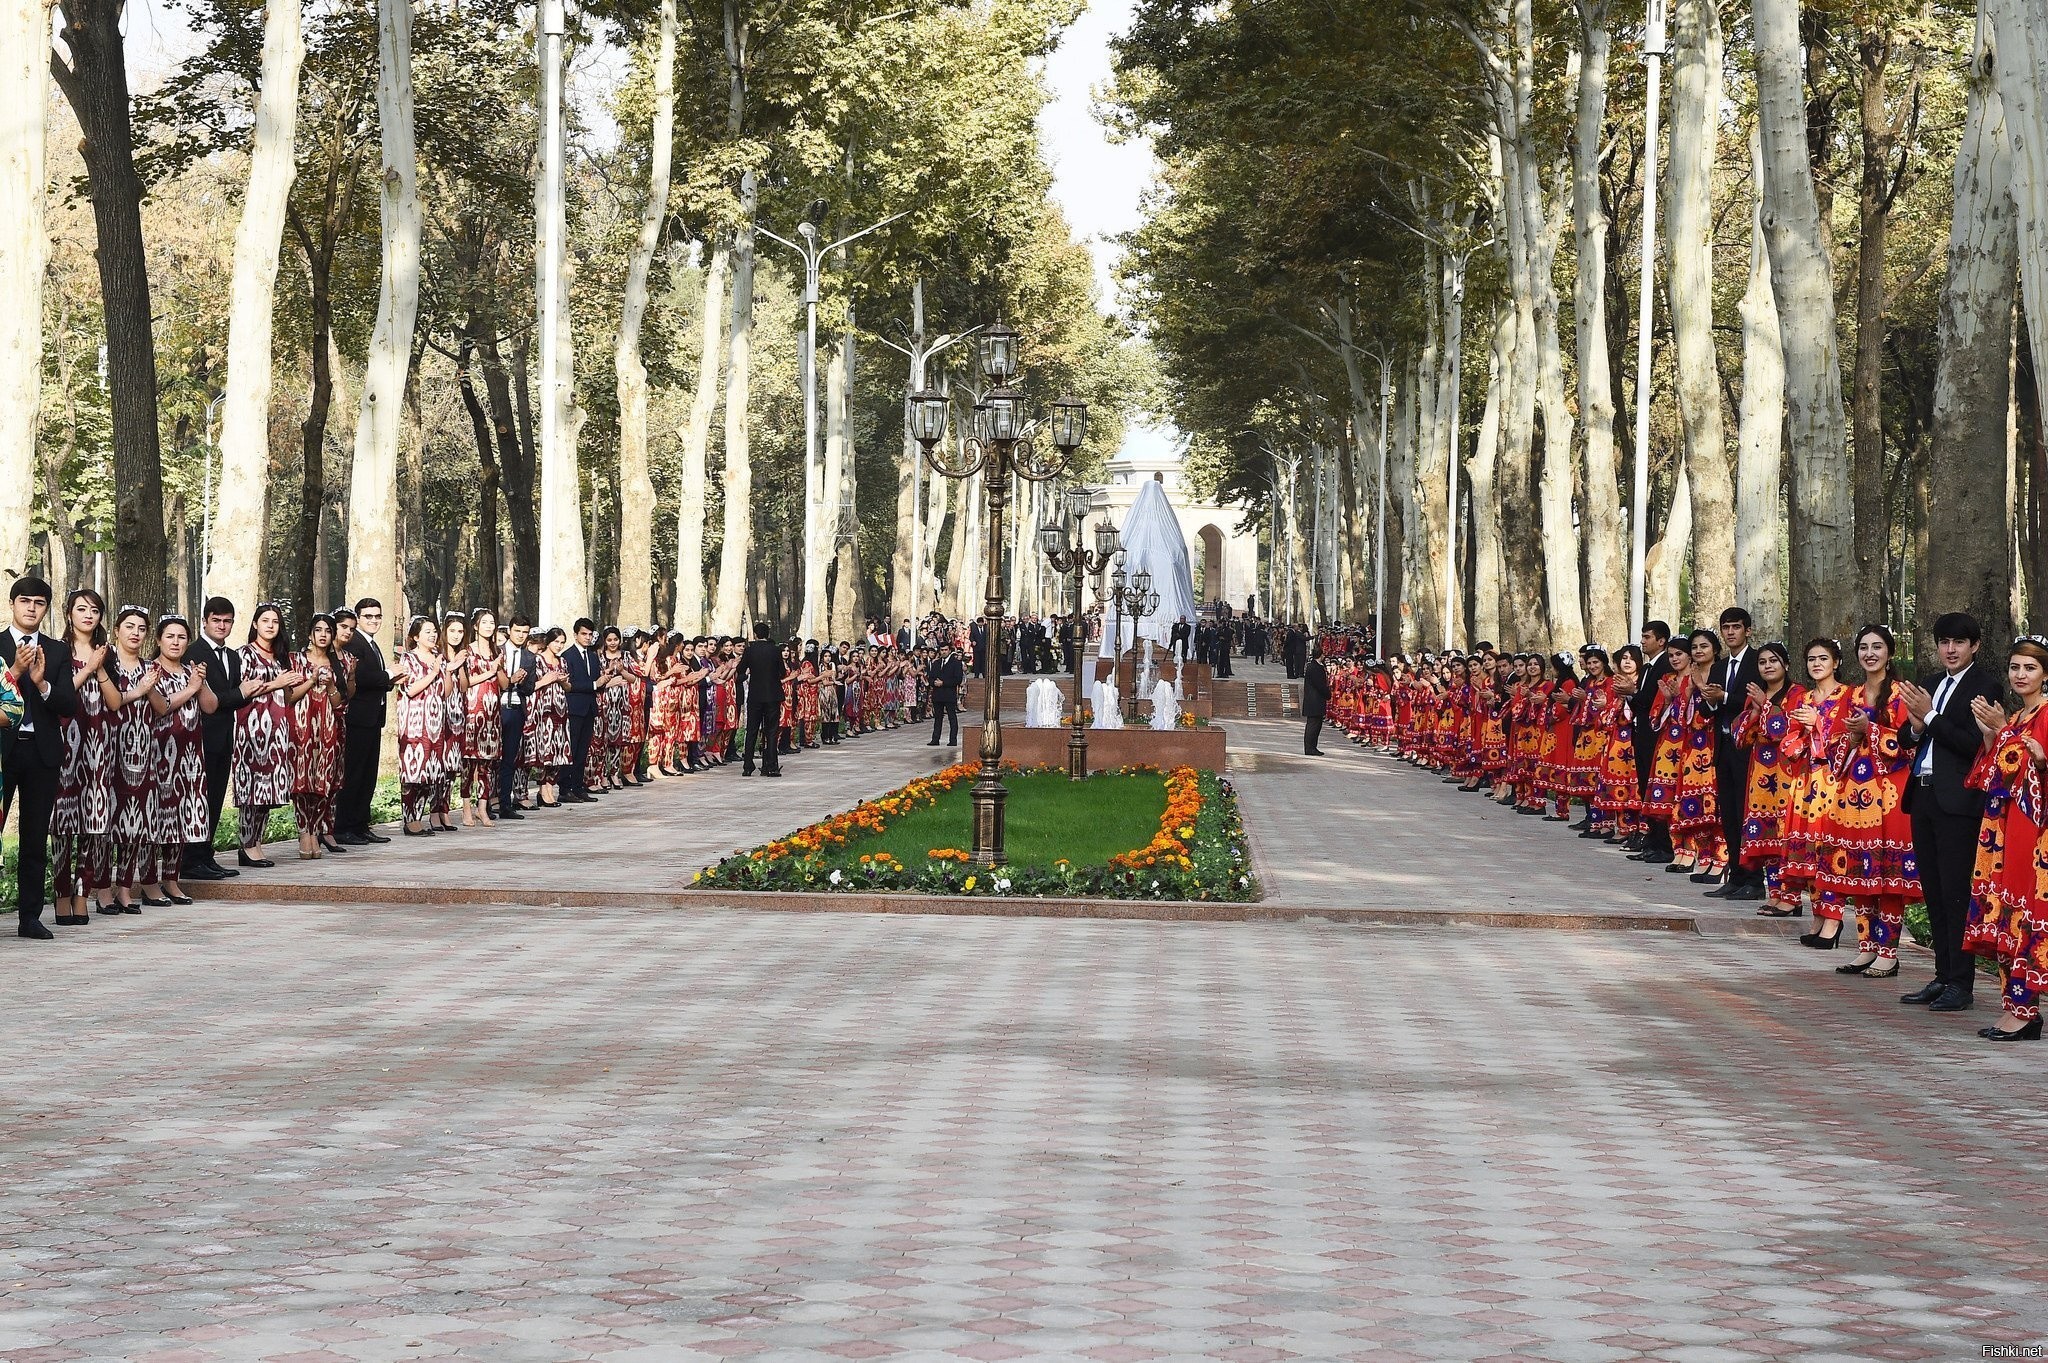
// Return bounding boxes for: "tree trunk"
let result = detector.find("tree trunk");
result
[1736,129,1788,639]
[828,328,862,641]
[1666,0,1733,616]
[712,171,757,632]
[536,3,587,625]
[888,280,928,626]
[0,0,47,577]
[1646,453,1693,622]
[1573,0,1626,644]
[487,325,537,618]
[50,0,170,608]
[613,0,674,628]
[343,0,420,649]
[675,243,726,634]
[1754,0,1856,645]
[1392,374,1422,650]
[1924,0,2017,655]
[208,0,304,614]
[1470,300,1511,646]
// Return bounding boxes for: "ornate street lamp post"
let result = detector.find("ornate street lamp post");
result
[1104,561,1158,726]
[1039,485,1119,780]
[909,322,1087,866]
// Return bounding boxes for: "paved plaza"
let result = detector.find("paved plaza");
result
[7,709,2047,1362]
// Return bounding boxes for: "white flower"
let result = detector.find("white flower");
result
[994,877,1012,892]
[828,869,843,885]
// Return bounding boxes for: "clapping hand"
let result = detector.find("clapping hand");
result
[1971,694,2007,738]
[1745,681,1768,707]
[1792,703,1819,727]
[1843,708,1871,737]
[1897,679,1931,720]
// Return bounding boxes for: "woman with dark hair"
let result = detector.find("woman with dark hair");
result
[105,605,162,909]
[1594,645,1645,844]
[1963,635,2048,1040]
[1566,647,1614,830]
[50,589,113,924]
[233,603,309,868]
[434,613,469,831]
[1733,641,1805,913]
[398,616,450,835]
[290,613,345,859]
[1788,640,1851,942]
[1816,625,1916,978]
[522,627,571,807]
[1673,630,1726,878]
[1533,652,1578,820]
[461,608,503,825]
[146,615,214,907]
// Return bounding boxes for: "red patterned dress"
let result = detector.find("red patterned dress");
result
[397,650,449,823]
[1564,677,1613,806]
[523,654,572,781]
[463,646,503,804]
[1733,684,1809,904]
[52,651,114,897]
[290,650,343,841]
[436,657,465,814]
[233,645,295,842]
[1779,685,1849,913]
[1964,701,2048,1023]
[1646,675,1722,870]
[151,664,210,874]
[107,658,160,889]
[1814,687,1917,959]
[1593,690,1641,835]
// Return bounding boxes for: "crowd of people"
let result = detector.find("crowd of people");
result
[1310,606,2044,1042]
[0,578,989,940]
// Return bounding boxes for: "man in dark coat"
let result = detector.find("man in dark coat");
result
[562,619,602,799]
[1699,606,1766,897]
[1629,620,1677,862]
[1899,611,2005,1011]
[1302,646,1330,756]
[496,617,538,819]
[927,642,965,746]
[187,596,263,874]
[1,577,80,937]
[335,597,392,845]
[739,621,787,775]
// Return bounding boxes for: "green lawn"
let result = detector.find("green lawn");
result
[852,768,1168,869]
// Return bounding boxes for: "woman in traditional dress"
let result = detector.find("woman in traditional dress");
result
[398,616,450,835]
[590,626,630,790]
[1566,647,1615,834]
[1963,636,2048,1040]
[105,606,162,910]
[523,628,572,806]
[1790,641,1852,944]
[462,607,504,824]
[232,603,309,868]
[51,589,114,923]
[0,662,23,837]
[1815,625,1917,979]
[1534,654,1578,819]
[1594,645,1645,845]
[434,614,469,830]
[147,616,214,906]
[289,613,345,859]
[1732,642,1807,913]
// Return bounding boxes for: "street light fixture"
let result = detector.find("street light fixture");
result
[907,321,1088,866]
[1040,481,1116,780]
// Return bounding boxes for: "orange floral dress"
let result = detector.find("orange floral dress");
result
[1965,702,2048,1020]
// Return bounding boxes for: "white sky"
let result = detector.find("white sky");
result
[1036,0,1178,464]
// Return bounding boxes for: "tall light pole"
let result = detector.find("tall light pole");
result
[909,321,1088,866]
[1440,257,1466,652]
[536,0,566,628]
[1039,485,1119,779]
[1373,355,1391,655]
[761,207,908,640]
[1629,0,1669,640]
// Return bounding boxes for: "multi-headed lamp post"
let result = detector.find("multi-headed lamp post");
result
[1038,486,1120,780]
[1105,561,1158,725]
[908,321,1088,866]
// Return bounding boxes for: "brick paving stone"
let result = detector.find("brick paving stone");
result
[9,824,2048,1359]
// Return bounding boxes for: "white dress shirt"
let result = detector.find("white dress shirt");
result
[1916,665,1969,777]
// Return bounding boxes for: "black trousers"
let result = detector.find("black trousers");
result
[931,694,959,745]
[1305,713,1324,754]
[744,700,780,773]
[336,726,380,837]
[7,751,60,923]
[564,713,595,792]
[1715,741,1757,883]
[498,708,526,812]
[1636,728,1671,854]
[1911,797,1979,991]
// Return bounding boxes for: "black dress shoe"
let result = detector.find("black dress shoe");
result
[1985,1017,2044,1041]
[1900,981,1944,1005]
[362,830,391,843]
[140,896,173,908]
[1799,930,1841,950]
[165,893,195,906]
[1620,835,1645,852]
[1665,861,1693,873]
[764,769,783,778]
[1638,850,1674,864]
[1836,957,1875,974]
[1929,986,1975,1012]
[336,833,373,847]
[183,863,224,881]
[1722,883,1767,901]
[211,862,240,877]
[238,852,275,869]
[742,768,756,777]
[1690,868,1723,884]
[320,839,349,854]
[499,809,525,820]
[18,920,53,939]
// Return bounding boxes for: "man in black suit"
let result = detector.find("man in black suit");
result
[1898,612,2003,1011]
[969,619,987,679]
[927,642,964,746]
[183,596,262,877]
[562,619,601,799]
[1170,616,1192,664]
[738,621,786,776]
[1630,620,1676,862]
[334,597,392,846]
[1699,607,1765,897]
[1302,645,1330,755]
[497,617,537,819]
[1,578,80,937]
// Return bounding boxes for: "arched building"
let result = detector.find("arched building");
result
[1086,449,1260,616]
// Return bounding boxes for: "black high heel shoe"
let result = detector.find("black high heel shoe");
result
[1799,929,1840,949]
[1984,1017,2044,1041]
[321,838,350,854]
[238,850,274,869]
[165,892,195,906]
[402,824,434,837]
[1836,956,1877,974]
[140,895,173,908]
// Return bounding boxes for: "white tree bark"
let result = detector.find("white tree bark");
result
[1573,0,1626,644]
[1735,128,1787,637]
[1470,300,1511,645]
[536,3,588,625]
[711,171,757,633]
[826,330,862,642]
[1754,0,1855,642]
[208,0,304,610]
[613,0,675,628]
[889,280,928,626]
[1393,370,1423,651]
[675,243,726,634]
[1664,0,1732,616]
[0,0,48,577]
[345,0,419,648]
[1646,454,1692,623]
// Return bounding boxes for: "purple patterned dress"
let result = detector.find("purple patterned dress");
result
[51,651,113,896]
[152,664,210,859]
[108,658,159,887]
[233,645,295,810]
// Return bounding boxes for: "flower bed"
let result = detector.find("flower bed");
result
[695,763,1258,902]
